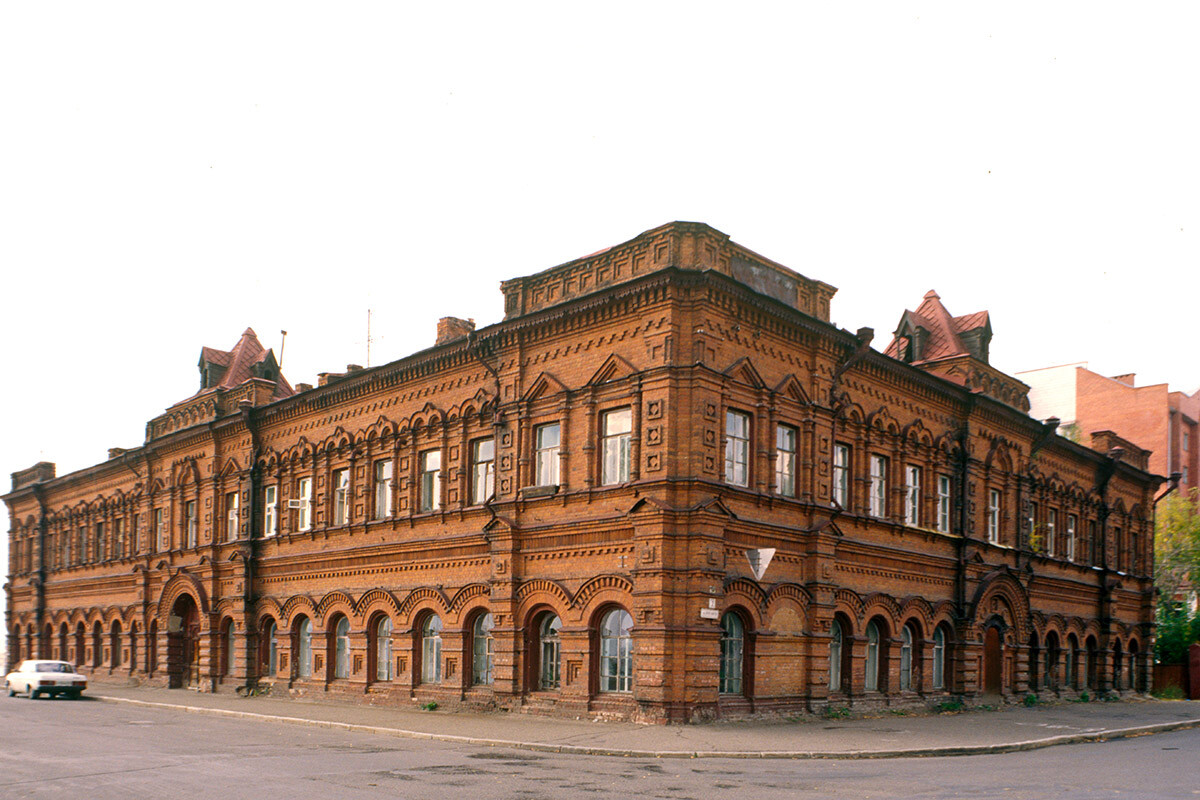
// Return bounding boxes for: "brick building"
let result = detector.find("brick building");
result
[5,222,1161,722]
[1016,362,1199,494]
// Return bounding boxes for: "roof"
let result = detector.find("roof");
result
[193,328,294,401]
[884,290,992,362]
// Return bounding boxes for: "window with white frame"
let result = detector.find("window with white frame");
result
[296,617,312,678]
[724,410,751,487]
[332,468,349,526]
[937,475,951,533]
[225,491,239,541]
[113,518,124,559]
[865,620,881,691]
[333,616,350,679]
[904,465,921,526]
[296,477,312,531]
[900,624,914,691]
[1028,501,1039,548]
[987,489,1000,544]
[263,485,277,537]
[599,608,634,693]
[600,408,632,486]
[421,614,443,684]
[775,424,796,497]
[471,439,495,505]
[185,501,197,548]
[420,450,442,512]
[472,612,494,685]
[535,423,560,486]
[932,625,946,690]
[1046,508,1057,557]
[833,444,850,508]
[375,616,393,682]
[869,455,888,517]
[154,509,166,552]
[1067,514,1077,562]
[373,459,392,520]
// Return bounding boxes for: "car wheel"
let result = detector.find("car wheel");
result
[69,690,81,700]
[27,684,38,700]
[5,682,14,698]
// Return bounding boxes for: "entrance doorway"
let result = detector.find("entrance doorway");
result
[167,595,201,689]
[983,626,1003,696]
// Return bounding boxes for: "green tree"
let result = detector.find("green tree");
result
[1154,490,1200,664]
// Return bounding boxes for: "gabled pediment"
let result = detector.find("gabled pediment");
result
[522,371,569,402]
[627,496,674,515]
[723,356,766,389]
[587,354,638,386]
[483,515,519,533]
[773,373,811,405]
[693,496,738,518]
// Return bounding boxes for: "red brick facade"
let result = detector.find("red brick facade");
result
[6,222,1160,722]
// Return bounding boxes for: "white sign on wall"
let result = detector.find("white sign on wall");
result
[745,548,776,581]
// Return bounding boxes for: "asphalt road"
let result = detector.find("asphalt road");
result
[1,694,1198,800]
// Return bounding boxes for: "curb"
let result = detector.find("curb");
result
[94,695,1200,760]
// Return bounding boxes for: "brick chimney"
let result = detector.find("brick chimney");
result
[1110,373,1136,386]
[437,317,475,346]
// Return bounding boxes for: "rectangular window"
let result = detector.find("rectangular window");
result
[154,509,166,553]
[185,500,198,548]
[332,468,349,526]
[1088,520,1098,564]
[724,410,751,487]
[833,444,850,508]
[904,465,921,526]
[263,485,277,537]
[225,492,239,541]
[937,475,952,533]
[95,522,106,561]
[869,455,888,517]
[1046,509,1057,557]
[1027,501,1039,549]
[600,408,632,486]
[535,423,561,486]
[1067,514,1077,562]
[296,477,312,531]
[420,450,442,512]
[471,439,496,504]
[114,518,125,559]
[373,460,392,520]
[133,513,142,554]
[775,424,796,497]
[78,526,86,564]
[987,490,1000,544]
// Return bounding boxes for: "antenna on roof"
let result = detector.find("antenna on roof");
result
[279,330,287,369]
[366,309,373,368]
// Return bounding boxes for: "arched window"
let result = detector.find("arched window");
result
[537,613,562,690]
[719,612,745,695]
[223,619,236,677]
[129,623,139,675]
[421,614,443,684]
[1128,640,1140,692]
[58,624,69,664]
[147,620,157,675]
[1065,634,1078,689]
[1112,641,1124,691]
[11,626,20,663]
[92,622,103,669]
[599,608,633,693]
[1086,636,1098,690]
[472,613,494,686]
[333,616,350,680]
[260,619,278,676]
[865,621,882,692]
[296,617,312,679]
[375,616,393,682]
[932,625,947,690]
[1028,633,1040,691]
[1044,633,1059,690]
[110,621,122,669]
[899,624,914,691]
[829,619,844,692]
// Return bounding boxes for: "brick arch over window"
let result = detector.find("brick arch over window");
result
[861,593,902,633]
[354,589,401,624]
[833,588,865,631]
[396,587,450,624]
[514,579,572,612]
[570,574,634,614]
[280,595,319,629]
[449,583,491,616]
[723,577,768,612]
[315,590,356,626]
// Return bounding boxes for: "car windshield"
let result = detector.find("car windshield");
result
[35,662,73,673]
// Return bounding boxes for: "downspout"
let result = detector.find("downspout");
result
[240,400,261,689]
[31,483,49,658]
[953,398,976,619]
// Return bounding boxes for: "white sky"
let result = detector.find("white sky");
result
[3,4,1198,606]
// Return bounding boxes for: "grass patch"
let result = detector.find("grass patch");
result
[1152,685,1185,700]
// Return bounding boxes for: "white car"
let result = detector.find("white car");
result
[5,660,88,700]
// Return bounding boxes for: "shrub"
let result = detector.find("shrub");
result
[1152,685,1185,700]
[1023,694,1039,707]
[934,700,964,713]
[421,701,439,711]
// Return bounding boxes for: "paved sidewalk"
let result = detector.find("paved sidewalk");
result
[89,684,1200,759]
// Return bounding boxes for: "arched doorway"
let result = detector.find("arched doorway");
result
[167,594,201,689]
[983,625,1003,696]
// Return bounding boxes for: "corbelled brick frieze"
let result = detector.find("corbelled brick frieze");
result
[6,222,1160,723]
